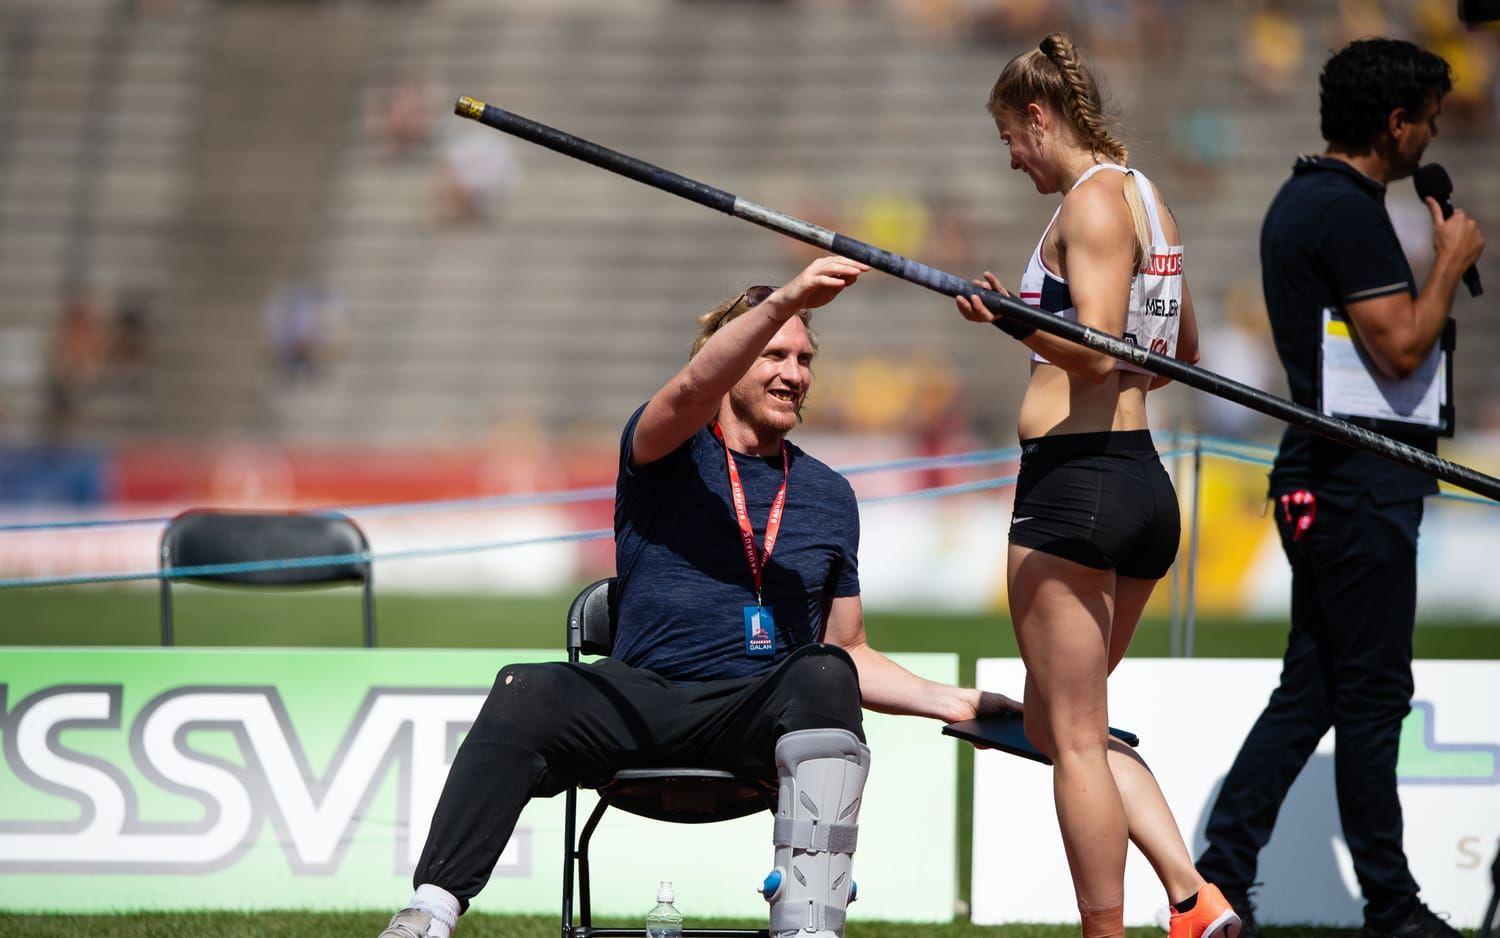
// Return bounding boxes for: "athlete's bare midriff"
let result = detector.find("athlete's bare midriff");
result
[1017,361,1152,440]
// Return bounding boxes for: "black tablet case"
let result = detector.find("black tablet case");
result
[942,711,1140,765]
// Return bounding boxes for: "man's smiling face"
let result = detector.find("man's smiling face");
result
[726,315,816,436]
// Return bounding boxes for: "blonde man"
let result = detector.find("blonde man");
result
[379,256,1013,938]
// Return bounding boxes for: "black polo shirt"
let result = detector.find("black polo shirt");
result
[1261,155,1439,505]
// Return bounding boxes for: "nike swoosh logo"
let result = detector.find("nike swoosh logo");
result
[1013,516,1034,523]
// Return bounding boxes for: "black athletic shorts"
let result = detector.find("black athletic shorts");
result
[1008,429,1180,580]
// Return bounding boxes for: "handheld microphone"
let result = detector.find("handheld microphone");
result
[1414,163,1483,297]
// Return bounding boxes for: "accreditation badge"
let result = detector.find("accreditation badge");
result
[744,605,776,657]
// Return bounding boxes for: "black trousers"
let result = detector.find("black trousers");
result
[415,643,864,910]
[1196,493,1423,930]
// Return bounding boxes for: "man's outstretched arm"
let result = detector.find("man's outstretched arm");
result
[630,256,868,467]
[822,595,1018,722]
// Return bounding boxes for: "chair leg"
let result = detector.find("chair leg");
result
[362,577,376,648]
[562,786,578,938]
[159,578,173,646]
[578,796,610,931]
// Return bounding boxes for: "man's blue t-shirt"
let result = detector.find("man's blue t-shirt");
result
[612,404,860,681]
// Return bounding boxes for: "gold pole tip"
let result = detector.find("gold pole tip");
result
[454,96,486,120]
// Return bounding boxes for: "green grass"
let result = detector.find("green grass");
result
[1,588,1494,936]
[3,585,1497,662]
[0,912,1424,938]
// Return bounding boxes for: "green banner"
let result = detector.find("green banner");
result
[0,648,957,921]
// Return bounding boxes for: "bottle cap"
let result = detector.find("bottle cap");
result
[657,881,675,903]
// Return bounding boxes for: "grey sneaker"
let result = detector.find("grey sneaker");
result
[379,909,441,938]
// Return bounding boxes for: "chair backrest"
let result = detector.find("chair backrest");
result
[566,577,616,660]
[158,509,374,647]
[161,509,370,585]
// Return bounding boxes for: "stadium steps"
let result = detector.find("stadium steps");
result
[0,0,209,441]
[8,1,1494,445]
[223,3,1500,441]
[151,2,380,436]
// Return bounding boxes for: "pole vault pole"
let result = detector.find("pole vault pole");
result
[453,96,1500,503]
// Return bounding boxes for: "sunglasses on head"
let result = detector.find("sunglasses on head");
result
[710,284,776,333]
[745,284,774,307]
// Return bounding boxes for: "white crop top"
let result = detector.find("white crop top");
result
[1018,162,1183,374]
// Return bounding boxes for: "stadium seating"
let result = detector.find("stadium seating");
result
[0,1,1494,446]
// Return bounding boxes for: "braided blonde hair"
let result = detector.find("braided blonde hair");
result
[988,33,1128,164]
[988,33,1153,263]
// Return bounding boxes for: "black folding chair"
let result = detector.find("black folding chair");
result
[1481,838,1499,938]
[562,577,774,938]
[158,509,375,647]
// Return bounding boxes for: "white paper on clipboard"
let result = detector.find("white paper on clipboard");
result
[1319,307,1446,430]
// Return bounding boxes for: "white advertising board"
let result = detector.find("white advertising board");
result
[970,659,1499,927]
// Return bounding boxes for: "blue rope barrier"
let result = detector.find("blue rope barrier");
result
[16,435,1494,535]
[0,446,1026,534]
[0,471,1027,590]
[0,437,1491,588]
[0,513,177,533]
[1434,490,1499,506]
[1185,442,1489,505]
[0,528,617,590]
[1194,445,1279,468]
[1190,433,1280,455]
[837,446,1021,476]
[859,474,1018,505]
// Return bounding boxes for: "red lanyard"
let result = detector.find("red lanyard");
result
[713,423,788,606]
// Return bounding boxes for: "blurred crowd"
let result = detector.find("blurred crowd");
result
[363,73,521,227]
[39,289,154,444]
[5,0,1498,460]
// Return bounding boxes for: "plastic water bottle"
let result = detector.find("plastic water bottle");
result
[645,881,683,938]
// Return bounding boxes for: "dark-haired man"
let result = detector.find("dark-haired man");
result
[1195,38,1483,938]
[375,256,1013,938]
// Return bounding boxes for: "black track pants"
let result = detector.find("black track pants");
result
[415,643,864,910]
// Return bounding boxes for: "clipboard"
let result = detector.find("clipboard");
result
[1319,308,1455,438]
[942,711,1140,766]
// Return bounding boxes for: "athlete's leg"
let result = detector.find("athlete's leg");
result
[1018,573,1205,906]
[1009,543,1125,915]
[1107,574,1207,905]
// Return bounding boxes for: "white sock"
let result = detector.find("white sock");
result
[411,884,460,938]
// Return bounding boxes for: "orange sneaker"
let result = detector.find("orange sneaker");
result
[1168,883,1242,938]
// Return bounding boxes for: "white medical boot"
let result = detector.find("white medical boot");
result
[762,728,871,938]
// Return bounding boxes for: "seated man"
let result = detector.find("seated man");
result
[379,256,1012,938]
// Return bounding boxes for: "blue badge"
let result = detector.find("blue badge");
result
[744,605,776,657]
